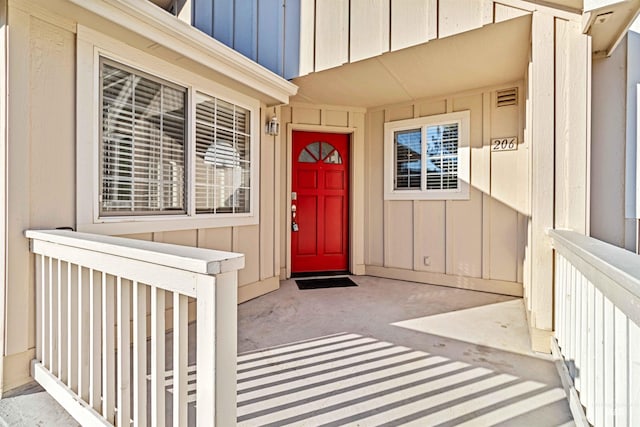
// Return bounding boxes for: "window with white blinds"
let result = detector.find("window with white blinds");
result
[100,60,187,216]
[195,93,251,214]
[99,59,255,220]
[384,111,469,200]
[425,123,459,190]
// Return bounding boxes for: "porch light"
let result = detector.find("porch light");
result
[266,116,280,136]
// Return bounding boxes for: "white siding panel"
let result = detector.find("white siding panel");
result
[446,188,483,278]
[414,201,446,273]
[234,225,260,286]
[366,109,385,266]
[315,0,349,71]
[439,0,484,39]
[350,0,389,62]
[385,201,414,270]
[298,0,315,77]
[391,0,436,51]
[529,12,555,331]
[494,4,530,23]
[489,198,518,282]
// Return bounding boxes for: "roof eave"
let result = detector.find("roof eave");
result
[68,0,298,104]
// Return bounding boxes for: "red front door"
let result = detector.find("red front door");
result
[292,131,349,273]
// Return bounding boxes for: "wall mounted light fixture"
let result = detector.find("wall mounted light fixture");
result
[266,116,280,136]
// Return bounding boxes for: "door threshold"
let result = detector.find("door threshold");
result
[291,270,350,278]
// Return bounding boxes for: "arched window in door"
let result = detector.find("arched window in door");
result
[298,141,343,164]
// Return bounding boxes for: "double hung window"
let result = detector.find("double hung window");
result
[384,111,470,200]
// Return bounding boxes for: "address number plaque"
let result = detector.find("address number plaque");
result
[491,137,518,152]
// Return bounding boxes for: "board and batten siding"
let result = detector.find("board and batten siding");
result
[3,7,77,392]
[2,2,282,394]
[364,84,528,297]
[192,0,549,79]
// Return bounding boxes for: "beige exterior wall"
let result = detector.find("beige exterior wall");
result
[3,5,77,392]
[1,1,283,393]
[591,33,640,253]
[364,84,527,297]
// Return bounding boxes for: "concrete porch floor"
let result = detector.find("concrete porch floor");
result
[0,275,574,426]
[237,275,574,426]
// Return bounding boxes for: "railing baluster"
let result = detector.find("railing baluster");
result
[102,273,116,423]
[151,287,166,427]
[58,259,67,382]
[89,268,102,412]
[78,266,90,402]
[573,265,582,387]
[117,277,131,426]
[629,320,640,426]
[42,256,51,371]
[594,288,604,425]
[557,259,567,351]
[614,308,628,427]
[133,281,147,427]
[569,262,577,378]
[42,256,49,369]
[50,257,57,376]
[586,279,595,424]
[68,263,78,392]
[603,297,614,427]
[554,253,561,344]
[173,292,188,427]
[35,254,43,363]
[579,271,588,396]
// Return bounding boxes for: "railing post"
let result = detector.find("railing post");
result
[196,270,238,426]
[215,271,238,426]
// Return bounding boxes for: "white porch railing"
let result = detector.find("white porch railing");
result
[550,229,640,427]
[26,229,244,426]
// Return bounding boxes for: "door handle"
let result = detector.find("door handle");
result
[292,204,299,232]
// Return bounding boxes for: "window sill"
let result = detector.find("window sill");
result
[384,189,470,201]
[77,213,258,236]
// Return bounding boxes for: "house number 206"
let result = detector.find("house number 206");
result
[491,137,518,152]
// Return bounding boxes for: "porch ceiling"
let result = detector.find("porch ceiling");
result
[291,15,532,109]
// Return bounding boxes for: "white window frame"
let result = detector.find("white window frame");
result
[77,25,260,234]
[384,111,470,201]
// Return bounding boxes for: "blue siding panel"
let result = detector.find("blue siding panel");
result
[234,0,259,61]
[194,0,213,36]
[193,0,304,79]
[213,0,234,47]
[257,0,285,77]
[283,0,301,79]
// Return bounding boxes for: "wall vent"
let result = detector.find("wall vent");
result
[496,88,518,107]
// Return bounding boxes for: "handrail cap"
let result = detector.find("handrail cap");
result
[25,229,245,275]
